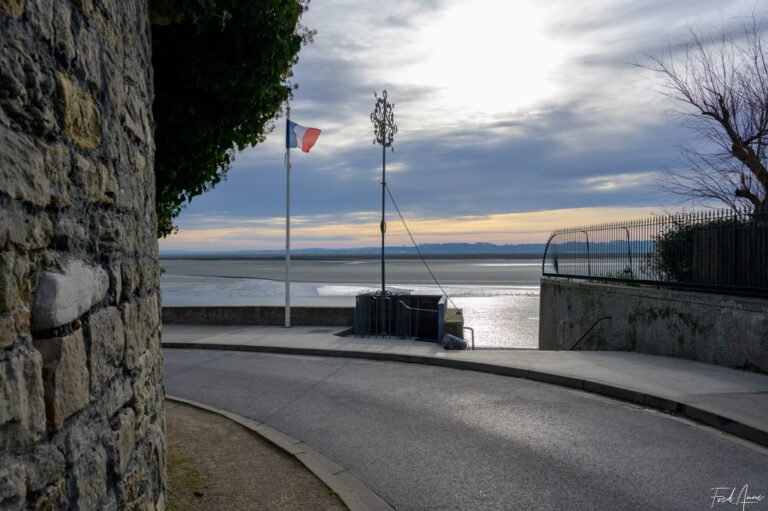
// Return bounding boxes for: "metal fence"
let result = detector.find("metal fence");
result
[541,208,768,297]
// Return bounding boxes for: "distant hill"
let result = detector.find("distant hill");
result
[160,242,547,259]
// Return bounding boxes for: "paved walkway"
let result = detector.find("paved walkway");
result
[162,324,768,448]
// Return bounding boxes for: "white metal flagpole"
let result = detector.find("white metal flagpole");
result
[285,104,292,328]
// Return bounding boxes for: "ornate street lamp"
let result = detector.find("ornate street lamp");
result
[371,90,398,300]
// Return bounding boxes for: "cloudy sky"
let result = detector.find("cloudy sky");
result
[159,0,761,252]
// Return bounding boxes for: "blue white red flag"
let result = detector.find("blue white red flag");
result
[286,120,321,153]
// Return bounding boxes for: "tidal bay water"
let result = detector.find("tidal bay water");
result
[160,257,542,348]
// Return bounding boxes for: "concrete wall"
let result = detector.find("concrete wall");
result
[163,306,354,327]
[0,1,164,509]
[539,277,768,373]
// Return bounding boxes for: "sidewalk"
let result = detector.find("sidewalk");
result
[162,324,768,448]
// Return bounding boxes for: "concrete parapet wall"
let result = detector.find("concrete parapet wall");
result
[443,308,465,338]
[539,277,768,373]
[163,306,354,327]
[0,1,164,509]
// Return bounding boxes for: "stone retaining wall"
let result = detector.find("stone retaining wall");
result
[539,277,768,373]
[0,1,164,509]
[163,306,354,327]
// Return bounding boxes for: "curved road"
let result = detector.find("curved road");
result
[164,349,768,510]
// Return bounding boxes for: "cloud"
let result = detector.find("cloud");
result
[161,0,764,251]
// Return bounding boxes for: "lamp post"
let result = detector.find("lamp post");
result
[371,90,397,335]
[371,90,397,299]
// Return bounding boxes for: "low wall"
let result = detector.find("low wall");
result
[444,308,465,338]
[539,277,768,373]
[162,306,354,327]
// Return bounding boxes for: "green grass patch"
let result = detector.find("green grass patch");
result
[167,453,208,511]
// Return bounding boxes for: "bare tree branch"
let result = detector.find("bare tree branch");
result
[640,14,768,213]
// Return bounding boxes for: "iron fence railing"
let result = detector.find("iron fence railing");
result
[542,208,768,297]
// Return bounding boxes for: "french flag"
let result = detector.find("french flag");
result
[286,120,321,153]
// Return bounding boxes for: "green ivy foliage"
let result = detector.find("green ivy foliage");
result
[151,0,313,236]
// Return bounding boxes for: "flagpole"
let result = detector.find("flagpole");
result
[285,104,292,328]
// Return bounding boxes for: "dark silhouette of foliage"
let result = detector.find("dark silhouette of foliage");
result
[650,219,696,282]
[649,213,763,284]
[151,0,313,236]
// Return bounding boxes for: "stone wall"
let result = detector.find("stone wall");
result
[539,277,768,373]
[0,1,164,509]
[162,306,354,327]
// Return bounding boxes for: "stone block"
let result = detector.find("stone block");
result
[129,353,153,414]
[139,260,161,297]
[101,375,133,418]
[99,24,126,85]
[120,302,148,370]
[31,479,67,510]
[76,154,115,204]
[0,35,57,135]
[0,0,24,18]
[147,331,161,359]
[72,444,107,510]
[56,72,102,150]
[111,407,135,475]
[116,453,145,510]
[25,0,53,43]
[25,443,65,493]
[108,263,122,305]
[115,163,141,212]
[5,212,53,252]
[34,330,90,431]
[0,127,51,207]
[63,414,101,464]
[50,214,88,252]
[120,260,139,302]
[147,423,166,510]
[40,1,75,63]
[124,87,151,144]
[95,213,135,255]
[0,251,29,313]
[41,142,73,207]
[0,462,26,509]
[74,25,103,90]
[0,347,46,450]
[73,0,94,16]
[142,293,160,334]
[31,259,109,331]
[0,310,30,349]
[87,306,125,394]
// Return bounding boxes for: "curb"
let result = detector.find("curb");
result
[163,342,768,449]
[166,395,394,511]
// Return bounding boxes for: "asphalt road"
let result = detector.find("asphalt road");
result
[163,349,768,511]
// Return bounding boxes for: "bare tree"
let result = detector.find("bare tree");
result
[644,16,768,213]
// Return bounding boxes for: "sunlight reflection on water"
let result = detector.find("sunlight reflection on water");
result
[161,274,540,349]
[451,295,539,349]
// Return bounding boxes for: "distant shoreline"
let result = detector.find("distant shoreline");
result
[159,253,544,261]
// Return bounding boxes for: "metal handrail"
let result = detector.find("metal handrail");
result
[462,326,475,350]
[398,301,438,314]
[569,316,611,350]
